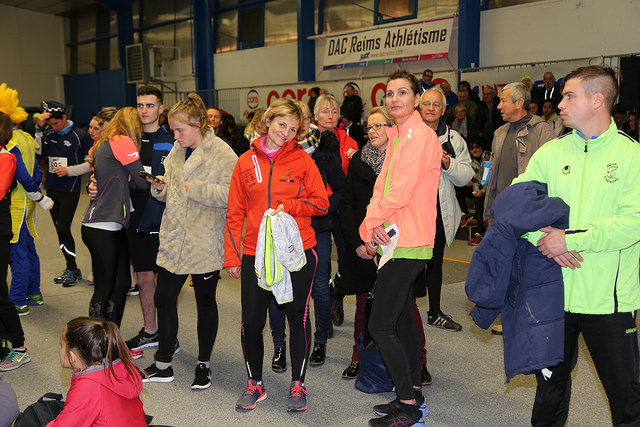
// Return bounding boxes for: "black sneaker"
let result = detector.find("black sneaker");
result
[142,363,174,383]
[173,339,181,357]
[373,395,426,416]
[128,284,140,296]
[369,403,424,427]
[271,348,287,373]
[126,328,159,350]
[427,312,462,331]
[191,363,211,390]
[309,343,326,365]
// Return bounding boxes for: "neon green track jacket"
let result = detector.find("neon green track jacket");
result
[513,118,640,314]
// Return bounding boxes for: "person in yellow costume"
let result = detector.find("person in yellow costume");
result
[0,84,53,317]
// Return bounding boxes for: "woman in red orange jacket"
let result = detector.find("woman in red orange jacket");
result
[224,98,329,413]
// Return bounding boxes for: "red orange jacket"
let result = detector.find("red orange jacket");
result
[334,127,358,175]
[224,137,330,267]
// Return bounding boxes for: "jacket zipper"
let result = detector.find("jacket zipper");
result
[568,142,589,310]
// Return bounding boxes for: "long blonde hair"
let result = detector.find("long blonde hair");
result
[91,107,142,161]
[168,93,209,136]
[244,108,266,140]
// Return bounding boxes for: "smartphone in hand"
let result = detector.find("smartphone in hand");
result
[139,170,162,182]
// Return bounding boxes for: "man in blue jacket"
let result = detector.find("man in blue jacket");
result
[125,86,173,353]
[513,66,640,426]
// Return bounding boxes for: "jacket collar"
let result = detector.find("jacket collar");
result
[388,110,424,140]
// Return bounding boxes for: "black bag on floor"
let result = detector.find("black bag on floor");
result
[13,392,64,427]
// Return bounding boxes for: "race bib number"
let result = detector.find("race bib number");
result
[48,157,68,173]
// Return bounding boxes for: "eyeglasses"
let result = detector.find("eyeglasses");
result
[364,123,390,133]
[421,101,443,109]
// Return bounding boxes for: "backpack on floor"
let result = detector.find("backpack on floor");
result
[354,331,393,394]
[13,392,64,427]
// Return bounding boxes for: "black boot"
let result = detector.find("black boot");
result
[272,348,287,372]
[342,360,360,379]
[309,343,326,365]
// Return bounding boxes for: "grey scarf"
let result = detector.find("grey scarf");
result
[360,141,386,175]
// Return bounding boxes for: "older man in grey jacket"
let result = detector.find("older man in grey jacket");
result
[483,82,556,335]
[484,82,556,222]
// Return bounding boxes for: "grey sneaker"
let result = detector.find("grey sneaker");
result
[0,349,31,371]
[235,379,266,410]
[286,381,308,412]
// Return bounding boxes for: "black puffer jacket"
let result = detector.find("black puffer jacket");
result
[310,131,345,234]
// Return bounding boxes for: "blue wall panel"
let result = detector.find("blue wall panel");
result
[63,69,126,128]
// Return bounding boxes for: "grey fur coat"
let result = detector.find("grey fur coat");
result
[153,130,237,274]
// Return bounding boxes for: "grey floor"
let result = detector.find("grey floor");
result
[4,194,620,426]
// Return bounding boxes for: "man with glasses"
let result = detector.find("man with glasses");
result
[418,88,473,334]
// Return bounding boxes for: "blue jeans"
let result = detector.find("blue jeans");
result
[9,224,41,306]
[312,231,332,344]
[268,299,286,350]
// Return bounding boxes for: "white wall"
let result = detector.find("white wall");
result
[0,5,66,106]
[480,0,640,67]
[213,42,299,90]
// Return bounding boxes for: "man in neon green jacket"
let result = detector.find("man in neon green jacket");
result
[513,65,640,426]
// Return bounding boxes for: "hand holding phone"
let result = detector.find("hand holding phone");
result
[139,170,165,183]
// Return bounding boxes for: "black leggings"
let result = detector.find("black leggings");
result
[48,190,80,270]
[0,232,24,348]
[426,204,446,315]
[81,226,130,326]
[154,267,220,364]
[369,257,427,400]
[241,248,317,383]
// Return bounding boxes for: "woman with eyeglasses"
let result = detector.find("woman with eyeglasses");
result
[335,107,393,380]
[417,87,473,335]
[361,69,441,426]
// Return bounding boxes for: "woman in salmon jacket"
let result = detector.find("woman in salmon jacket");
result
[224,98,329,413]
[361,69,442,427]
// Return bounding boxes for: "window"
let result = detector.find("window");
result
[238,6,264,49]
[375,0,417,24]
[215,0,296,52]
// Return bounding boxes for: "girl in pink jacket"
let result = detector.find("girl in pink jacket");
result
[47,317,147,427]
